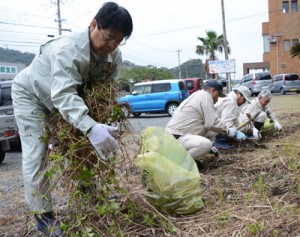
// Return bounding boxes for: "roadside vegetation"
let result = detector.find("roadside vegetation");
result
[1,93,300,236]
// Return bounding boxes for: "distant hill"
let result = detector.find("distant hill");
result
[0,48,35,66]
[0,47,205,78]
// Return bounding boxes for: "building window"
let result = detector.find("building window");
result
[292,0,298,12]
[283,1,289,13]
[292,39,299,46]
[263,35,270,53]
[284,40,291,52]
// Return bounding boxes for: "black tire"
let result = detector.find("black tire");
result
[132,112,141,118]
[167,103,179,116]
[121,105,130,118]
[280,88,285,95]
[0,150,6,164]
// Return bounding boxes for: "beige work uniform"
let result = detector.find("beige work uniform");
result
[215,91,240,128]
[166,90,228,160]
[12,28,122,212]
[240,98,275,132]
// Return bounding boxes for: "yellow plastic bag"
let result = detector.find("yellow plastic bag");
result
[135,126,204,215]
[262,118,284,134]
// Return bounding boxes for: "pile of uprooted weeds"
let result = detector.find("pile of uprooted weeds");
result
[43,79,179,236]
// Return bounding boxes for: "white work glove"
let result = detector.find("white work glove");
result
[274,120,282,131]
[236,131,246,141]
[227,127,237,138]
[87,124,120,160]
[252,127,261,140]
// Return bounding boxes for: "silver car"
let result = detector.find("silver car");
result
[0,81,20,163]
[273,73,300,95]
[235,72,274,96]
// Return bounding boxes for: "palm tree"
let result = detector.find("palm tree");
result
[290,43,300,58]
[195,30,230,79]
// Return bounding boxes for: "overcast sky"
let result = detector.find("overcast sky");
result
[0,0,269,78]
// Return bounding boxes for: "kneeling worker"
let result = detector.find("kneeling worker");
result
[214,86,252,149]
[239,89,282,139]
[166,79,237,163]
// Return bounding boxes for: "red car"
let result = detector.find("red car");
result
[183,78,204,95]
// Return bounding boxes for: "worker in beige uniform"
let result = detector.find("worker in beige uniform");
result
[166,79,237,164]
[214,86,251,149]
[240,89,282,139]
[12,2,133,236]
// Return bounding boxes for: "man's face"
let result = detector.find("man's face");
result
[259,97,271,108]
[89,20,124,57]
[208,88,219,104]
[236,92,246,106]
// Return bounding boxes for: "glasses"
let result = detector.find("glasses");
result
[97,21,126,46]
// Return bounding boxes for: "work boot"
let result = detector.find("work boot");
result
[35,212,63,237]
[209,146,219,157]
[195,159,206,171]
[254,121,264,131]
[214,141,234,150]
[214,135,234,150]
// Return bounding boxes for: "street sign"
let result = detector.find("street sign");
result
[0,62,25,81]
[209,59,236,74]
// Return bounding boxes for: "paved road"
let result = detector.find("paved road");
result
[127,113,171,133]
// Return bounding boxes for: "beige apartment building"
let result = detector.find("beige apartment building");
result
[244,0,300,76]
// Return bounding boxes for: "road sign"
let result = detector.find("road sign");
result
[209,59,235,74]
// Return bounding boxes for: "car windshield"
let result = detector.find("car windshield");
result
[285,74,299,81]
[256,72,272,80]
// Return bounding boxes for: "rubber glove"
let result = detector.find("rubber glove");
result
[227,127,237,138]
[274,120,282,131]
[252,127,261,140]
[236,131,246,141]
[87,124,120,160]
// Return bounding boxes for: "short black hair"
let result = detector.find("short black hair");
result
[94,2,133,40]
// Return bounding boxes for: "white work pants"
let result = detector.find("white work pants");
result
[12,83,52,213]
[178,133,213,160]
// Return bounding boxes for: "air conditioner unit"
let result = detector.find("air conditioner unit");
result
[269,37,277,43]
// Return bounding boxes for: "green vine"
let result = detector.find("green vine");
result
[39,78,175,236]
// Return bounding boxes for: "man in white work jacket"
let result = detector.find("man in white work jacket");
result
[166,79,237,165]
[214,86,252,149]
[11,2,133,236]
[240,89,282,138]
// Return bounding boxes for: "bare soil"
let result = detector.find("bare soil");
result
[1,93,300,237]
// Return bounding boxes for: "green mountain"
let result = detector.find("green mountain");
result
[0,47,205,78]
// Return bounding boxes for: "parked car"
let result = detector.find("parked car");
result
[118,79,187,117]
[234,72,274,96]
[0,81,20,164]
[183,78,204,95]
[273,73,300,95]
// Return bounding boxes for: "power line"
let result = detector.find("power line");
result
[0,21,57,30]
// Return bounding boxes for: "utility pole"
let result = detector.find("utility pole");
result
[221,0,231,92]
[177,50,182,79]
[56,0,62,35]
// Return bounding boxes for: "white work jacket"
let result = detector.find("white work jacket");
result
[240,98,275,123]
[166,90,228,137]
[13,28,122,134]
[215,91,240,128]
